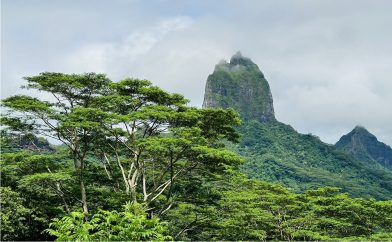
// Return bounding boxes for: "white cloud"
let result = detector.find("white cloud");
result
[61,16,193,76]
[2,0,392,146]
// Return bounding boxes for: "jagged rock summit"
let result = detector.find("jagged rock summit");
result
[202,52,275,122]
[336,126,392,169]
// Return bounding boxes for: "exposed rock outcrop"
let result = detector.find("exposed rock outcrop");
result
[203,52,275,122]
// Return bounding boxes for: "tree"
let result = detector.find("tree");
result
[0,187,31,241]
[2,73,111,216]
[164,167,392,241]
[0,149,79,240]
[1,73,242,216]
[90,79,242,209]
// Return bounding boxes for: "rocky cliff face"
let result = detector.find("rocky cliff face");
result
[203,52,275,122]
[336,126,392,169]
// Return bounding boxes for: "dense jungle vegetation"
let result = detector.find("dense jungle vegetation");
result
[1,73,392,241]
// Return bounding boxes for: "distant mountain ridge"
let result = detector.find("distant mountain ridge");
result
[336,126,392,170]
[202,52,392,199]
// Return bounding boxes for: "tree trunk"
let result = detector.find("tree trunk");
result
[80,179,89,218]
[76,156,89,219]
[47,167,70,213]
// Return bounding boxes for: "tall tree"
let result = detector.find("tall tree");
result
[90,79,242,210]
[2,72,111,216]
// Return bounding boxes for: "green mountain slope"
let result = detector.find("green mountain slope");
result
[203,53,392,199]
[336,126,392,170]
[236,120,392,199]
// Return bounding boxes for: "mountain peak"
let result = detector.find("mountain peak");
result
[229,51,254,66]
[337,126,378,147]
[203,52,275,122]
[336,126,392,169]
[353,125,368,132]
[233,51,243,57]
[352,126,374,137]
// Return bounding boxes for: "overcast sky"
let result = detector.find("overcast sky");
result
[2,0,392,146]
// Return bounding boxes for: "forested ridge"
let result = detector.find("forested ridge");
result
[238,121,392,199]
[1,72,392,241]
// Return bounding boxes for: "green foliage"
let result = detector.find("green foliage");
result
[0,151,78,240]
[0,187,31,241]
[46,202,172,241]
[1,72,242,218]
[0,72,242,240]
[238,120,392,199]
[1,72,115,217]
[165,168,392,241]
